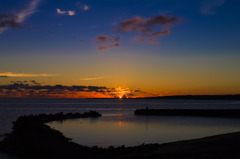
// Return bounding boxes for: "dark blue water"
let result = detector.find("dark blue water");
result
[1,98,240,148]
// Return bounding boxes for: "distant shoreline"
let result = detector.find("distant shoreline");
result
[142,94,240,100]
[0,94,240,100]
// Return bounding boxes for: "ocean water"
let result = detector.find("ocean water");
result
[1,98,240,148]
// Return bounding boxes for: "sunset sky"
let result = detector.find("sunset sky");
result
[0,0,240,98]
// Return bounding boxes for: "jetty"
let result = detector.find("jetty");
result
[134,109,240,118]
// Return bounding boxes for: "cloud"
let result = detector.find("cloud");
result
[96,35,120,43]
[95,35,120,50]
[132,37,158,43]
[0,76,8,78]
[77,2,89,11]
[83,5,89,11]
[152,29,170,37]
[96,35,111,42]
[0,72,57,77]
[201,0,225,15]
[57,8,75,16]
[68,11,75,16]
[0,81,160,98]
[116,15,178,43]
[0,81,112,98]
[118,15,178,35]
[94,15,177,48]
[80,77,105,81]
[0,0,40,33]
[56,8,66,15]
[98,43,120,50]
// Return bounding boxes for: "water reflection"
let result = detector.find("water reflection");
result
[47,113,240,147]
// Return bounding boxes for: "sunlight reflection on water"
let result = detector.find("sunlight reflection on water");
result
[1,98,240,147]
[47,113,240,147]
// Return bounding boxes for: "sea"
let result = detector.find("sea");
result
[1,98,240,156]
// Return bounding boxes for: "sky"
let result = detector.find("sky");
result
[0,0,240,98]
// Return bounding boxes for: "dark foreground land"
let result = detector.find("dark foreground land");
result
[135,109,240,118]
[1,111,240,159]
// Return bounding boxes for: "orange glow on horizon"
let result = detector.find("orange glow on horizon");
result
[0,82,164,98]
[114,87,130,99]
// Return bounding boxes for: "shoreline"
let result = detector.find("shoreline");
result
[1,94,240,100]
[1,112,240,159]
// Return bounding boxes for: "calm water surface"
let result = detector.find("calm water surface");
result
[1,98,240,148]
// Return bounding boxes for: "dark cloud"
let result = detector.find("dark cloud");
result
[134,90,141,92]
[96,35,111,42]
[118,15,178,35]
[0,0,40,33]
[0,14,22,30]
[96,35,120,43]
[0,76,9,78]
[31,80,40,85]
[98,43,120,50]
[0,81,157,98]
[0,81,112,98]
[94,15,177,47]
[95,35,121,50]
[132,37,158,43]
[152,29,170,37]
[116,15,178,43]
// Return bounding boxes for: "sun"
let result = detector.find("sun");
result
[114,87,130,99]
[118,95,123,99]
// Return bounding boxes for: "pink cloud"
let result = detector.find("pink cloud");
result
[116,15,178,43]
[98,43,120,50]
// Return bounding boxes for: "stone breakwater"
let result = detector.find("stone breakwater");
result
[134,109,240,118]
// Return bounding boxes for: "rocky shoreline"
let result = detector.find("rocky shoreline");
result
[1,111,240,159]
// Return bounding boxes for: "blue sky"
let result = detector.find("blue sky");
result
[0,0,240,97]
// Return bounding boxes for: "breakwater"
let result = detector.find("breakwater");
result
[134,109,240,118]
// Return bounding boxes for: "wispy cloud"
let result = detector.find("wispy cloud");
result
[116,15,178,43]
[200,0,225,15]
[56,8,66,15]
[132,37,158,43]
[0,0,40,33]
[57,8,75,16]
[77,2,89,11]
[0,72,57,77]
[96,35,120,43]
[80,76,105,81]
[83,5,89,11]
[68,11,75,16]
[98,43,120,50]
[96,35,111,42]
[95,35,120,50]
[93,15,178,49]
